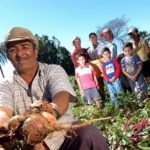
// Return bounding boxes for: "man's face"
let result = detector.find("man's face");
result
[89,34,97,45]
[101,32,112,42]
[7,40,39,74]
[128,32,137,40]
[73,39,81,49]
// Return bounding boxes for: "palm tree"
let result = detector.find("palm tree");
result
[0,42,7,77]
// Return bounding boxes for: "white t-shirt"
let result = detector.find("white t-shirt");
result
[88,42,105,60]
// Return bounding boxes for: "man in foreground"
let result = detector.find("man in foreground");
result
[0,27,109,150]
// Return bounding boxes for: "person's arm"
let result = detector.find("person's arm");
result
[94,75,99,87]
[0,107,13,149]
[130,55,143,81]
[52,91,70,117]
[131,64,142,81]
[0,81,13,128]
[91,65,99,87]
[122,68,132,79]
[76,77,83,94]
[111,43,117,58]
[114,58,121,78]
[45,65,76,119]
[101,64,110,81]
[143,40,150,54]
[0,107,13,128]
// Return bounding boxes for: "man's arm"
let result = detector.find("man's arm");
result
[52,91,70,117]
[0,107,13,128]
[131,64,142,81]
[45,65,76,119]
[143,40,150,56]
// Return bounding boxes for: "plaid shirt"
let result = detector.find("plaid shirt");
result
[0,62,76,150]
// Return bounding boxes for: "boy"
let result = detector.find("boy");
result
[121,42,149,100]
[75,52,102,108]
[101,47,123,106]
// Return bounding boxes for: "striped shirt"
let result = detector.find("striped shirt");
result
[0,62,76,150]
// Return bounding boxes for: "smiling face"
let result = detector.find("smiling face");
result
[101,31,113,42]
[73,38,81,49]
[77,56,86,67]
[123,46,133,57]
[89,34,97,45]
[6,40,39,74]
[102,50,111,60]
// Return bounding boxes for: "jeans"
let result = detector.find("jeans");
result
[106,78,123,106]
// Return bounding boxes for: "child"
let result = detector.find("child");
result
[101,47,123,106]
[121,42,149,100]
[75,52,102,108]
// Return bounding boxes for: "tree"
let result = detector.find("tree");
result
[57,46,74,75]
[139,30,150,42]
[37,35,74,75]
[97,16,129,41]
[0,43,8,78]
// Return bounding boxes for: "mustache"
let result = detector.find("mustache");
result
[16,56,28,61]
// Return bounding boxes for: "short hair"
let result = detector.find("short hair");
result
[123,42,133,51]
[72,36,81,45]
[102,47,111,54]
[89,32,97,38]
[76,52,86,59]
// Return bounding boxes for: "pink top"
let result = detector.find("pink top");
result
[75,64,97,90]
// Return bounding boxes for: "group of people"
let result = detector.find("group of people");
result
[71,27,150,107]
[0,25,149,150]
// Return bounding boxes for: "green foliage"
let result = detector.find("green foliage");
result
[37,35,74,75]
[70,76,150,149]
[139,31,150,42]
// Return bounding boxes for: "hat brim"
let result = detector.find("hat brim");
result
[128,32,133,35]
[101,30,111,37]
[5,37,34,44]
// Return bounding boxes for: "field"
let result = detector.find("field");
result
[70,76,150,150]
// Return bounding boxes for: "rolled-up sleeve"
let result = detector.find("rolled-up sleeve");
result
[45,65,76,99]
[0,81,13,110]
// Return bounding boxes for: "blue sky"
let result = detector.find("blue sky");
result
[0,0,150,52]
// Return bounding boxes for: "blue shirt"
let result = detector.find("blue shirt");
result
[103,59,116,79]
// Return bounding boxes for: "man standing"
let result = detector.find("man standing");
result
[128,27,150,83]
[88,32,105,60]
[101,28,124,58]
[71,36,90,68]
[0,27,109,150]
[88,32,106,100]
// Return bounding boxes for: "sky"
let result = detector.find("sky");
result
[0,0,150,53]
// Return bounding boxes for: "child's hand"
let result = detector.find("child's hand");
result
[109,77,116,83]
[130,75,137,81]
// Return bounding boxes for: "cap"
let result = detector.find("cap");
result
[4,27,39,47]
[101,28,112,37]
[128,27,138,34]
